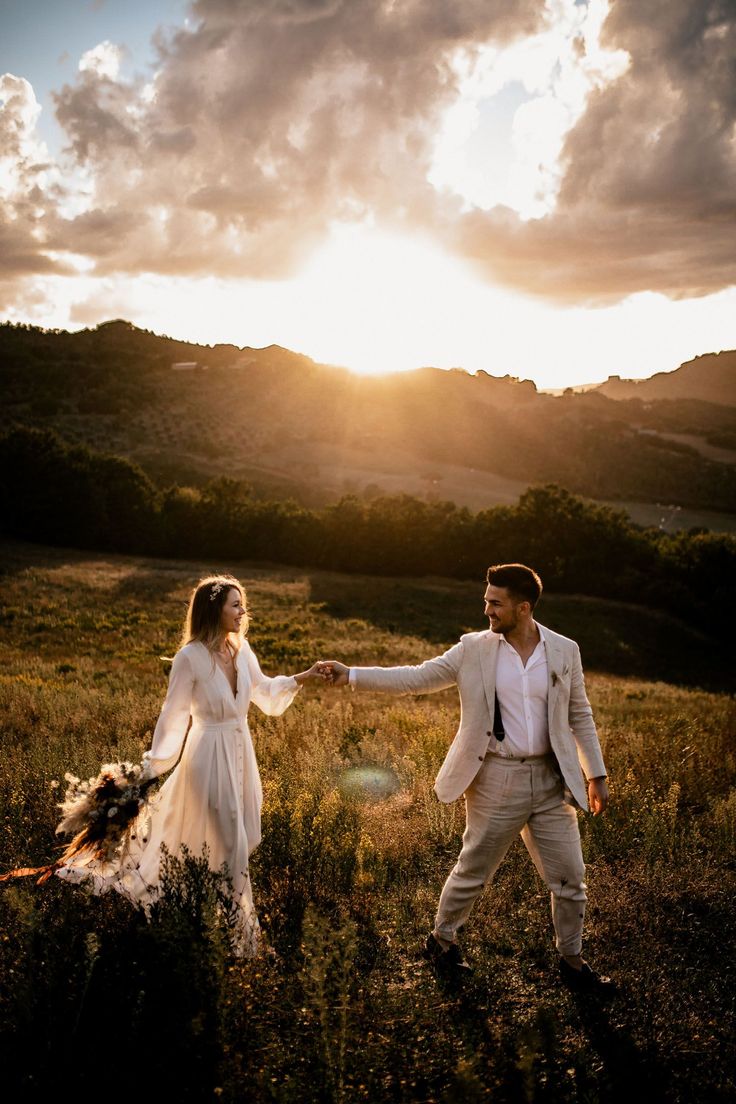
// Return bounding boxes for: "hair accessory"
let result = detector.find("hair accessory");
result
[209,581,224,601]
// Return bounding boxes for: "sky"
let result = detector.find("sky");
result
[1,0,735,389]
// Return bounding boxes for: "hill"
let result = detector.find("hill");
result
[593,350,736,406]
[2,319,736,522]
[1,539,734,1103]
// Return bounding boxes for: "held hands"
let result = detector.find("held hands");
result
[294,661,349,686]
[315,660,350,687]
[294,662,332,685]
[588,776,609,816]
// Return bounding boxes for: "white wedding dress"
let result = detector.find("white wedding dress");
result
[55,638,300,956]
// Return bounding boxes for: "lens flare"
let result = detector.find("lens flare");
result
[338,765,401,802]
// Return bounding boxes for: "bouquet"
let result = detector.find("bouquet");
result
[0,760,159,886]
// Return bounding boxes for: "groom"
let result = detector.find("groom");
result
[321,563,613,993]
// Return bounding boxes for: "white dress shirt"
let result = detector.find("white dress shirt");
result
[348,625,551,757]
[491,627,551,756]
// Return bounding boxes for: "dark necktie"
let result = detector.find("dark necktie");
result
[493,691,505,742]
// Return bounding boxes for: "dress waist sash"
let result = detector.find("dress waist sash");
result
[194,719,245,733]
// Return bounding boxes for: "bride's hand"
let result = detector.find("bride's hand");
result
[294,662,333,685]
[140,753,156,783]
[314,660,349,687]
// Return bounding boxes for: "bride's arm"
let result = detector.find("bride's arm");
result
[142,649,195,778]
[244,641,316,716]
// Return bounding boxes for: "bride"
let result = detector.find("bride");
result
[54,573,323,956]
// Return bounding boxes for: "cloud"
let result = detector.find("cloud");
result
[445,0,736,301]
[3,0,735,308]
[78,40,125,80]
[47,0,544,278]
[427,1,631,221]
[0,75,71,309]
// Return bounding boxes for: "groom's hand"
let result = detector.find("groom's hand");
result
[317,660,350,687]
[588,777,609,816]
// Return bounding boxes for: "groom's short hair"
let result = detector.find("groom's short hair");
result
[486,563,543,609]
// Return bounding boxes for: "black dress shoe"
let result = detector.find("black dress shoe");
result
[422,933,472,976]
[559,957,616,995]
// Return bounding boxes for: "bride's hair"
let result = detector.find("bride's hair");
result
[181,574,249,652]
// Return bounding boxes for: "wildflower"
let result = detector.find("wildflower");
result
[55,761,159,863]
[1,758,159,886]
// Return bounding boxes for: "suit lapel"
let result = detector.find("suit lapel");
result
[479,624,565,730]
[539,624,564,731]
[479,630,500,718]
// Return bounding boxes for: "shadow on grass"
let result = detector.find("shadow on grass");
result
[567,993,673,1104]
[1,538,730,691]
[307,573,733,692]
[413,960,673,1103]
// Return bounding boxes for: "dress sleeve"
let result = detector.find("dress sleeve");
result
[245,641,301,716]
[142,649,195,778]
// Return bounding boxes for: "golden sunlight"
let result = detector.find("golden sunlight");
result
[59,225,736,393]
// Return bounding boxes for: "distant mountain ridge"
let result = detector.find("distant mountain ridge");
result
[591,350,736,407]
[2,319,735,525]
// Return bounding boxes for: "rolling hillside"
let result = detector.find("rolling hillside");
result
[593,350,736,406]
[2,320,735,523]
[1,539,734,1103]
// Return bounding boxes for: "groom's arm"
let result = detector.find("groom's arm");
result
[327,640,464,696]
[568,642,608,798]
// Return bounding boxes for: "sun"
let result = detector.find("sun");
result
[111,223,521,378]
[280,224,503,376]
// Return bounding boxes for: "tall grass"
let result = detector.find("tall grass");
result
[0,539,734,1102]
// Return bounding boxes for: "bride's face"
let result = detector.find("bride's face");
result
[220,587,245,635]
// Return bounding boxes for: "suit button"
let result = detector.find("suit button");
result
[478,755,484,761]
[486,731,492,737]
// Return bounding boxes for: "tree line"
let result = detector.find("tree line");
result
[3,319,736,514]
[2,427,733,636]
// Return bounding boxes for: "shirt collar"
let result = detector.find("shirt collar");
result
[498,622,546,652]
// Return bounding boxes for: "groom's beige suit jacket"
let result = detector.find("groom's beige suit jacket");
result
[352,623,606,811]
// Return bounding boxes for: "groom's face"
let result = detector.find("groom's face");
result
[484,584,526,634]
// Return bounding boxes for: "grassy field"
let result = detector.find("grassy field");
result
[0,539,734,1103]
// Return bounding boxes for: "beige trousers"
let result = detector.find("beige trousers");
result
[434,751,587,956]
